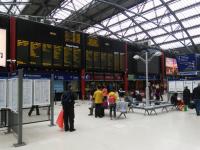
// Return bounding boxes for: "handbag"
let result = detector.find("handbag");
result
[56,110,64,129]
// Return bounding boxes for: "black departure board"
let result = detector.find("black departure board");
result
[42,44,52,66]
[101,52,107,70]
[86,49,93,69]
[87,37,99,47]
[73,32,81,44]
[64,46,73,67]
[30,42,42,65]
[114,52,120,71]
[65,31,80,44]
[17,40,29,65]
[53,45,63,67]
[65,31,73,42]
[73,47,81,68]
[107,52,114,70]
[93,51,101,69]
[120,53,125,71]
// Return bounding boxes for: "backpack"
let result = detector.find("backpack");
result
[108,96,116,104]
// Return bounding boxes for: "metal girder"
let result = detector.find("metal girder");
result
[96,0,193,52]
[159,0,198,52]
[33,0,51,15]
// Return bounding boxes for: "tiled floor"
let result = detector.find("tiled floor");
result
[0,101,200,150]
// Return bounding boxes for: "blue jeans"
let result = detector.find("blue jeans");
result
[194,99,200,115]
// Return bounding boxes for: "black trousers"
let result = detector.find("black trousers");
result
[109,104,116,118]
[95,104,102,117]
[28,105,40,116]
[63,105,75,130]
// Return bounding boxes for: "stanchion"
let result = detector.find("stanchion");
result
[49,74,55,127]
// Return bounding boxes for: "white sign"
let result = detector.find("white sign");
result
[23,79,33,108]
[192,80,200,91]
[0,29,6,67]
[7,79,13,109]
[168,81,176,92]
[184,81,193,93]
[0,79,7,109]
[34,79,50,106]
[176,81,184,92]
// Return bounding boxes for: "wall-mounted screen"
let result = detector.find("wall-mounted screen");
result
[17,40,29,65]
[53,45,63,66]
[42,44,52,66]
[166,57,178,75]
[73,47,81,68]
[64,46,73,67]
[30,42,42,65]
[86,49,93,69]
[0,29,6,67]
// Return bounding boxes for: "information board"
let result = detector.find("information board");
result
[120,53,125,71]
[86,49,93,69]
[107,53,113,70]
[64,46,73,67]
[176,54,196,72]
[17,40,29,65]
[30,42,42,65]
[176,81,184,92]
[0,29,6,67]
[42,43,52,66]
[184,81,193,93]
[73,48,81,68]
[34,79,50,106]
[65,31,73,42]
[101,52,107,70]
[23,79,33,108]
[168,81,176,92]
[73,32,81,44]
[93,51,100,69]
[0,79,6,109]
[53,45,63,66]
[87,37,99,47]
[114,52,120,71]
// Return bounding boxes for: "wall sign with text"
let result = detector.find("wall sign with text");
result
[0,29,6,67]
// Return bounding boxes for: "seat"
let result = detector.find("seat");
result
[117,101,129,118]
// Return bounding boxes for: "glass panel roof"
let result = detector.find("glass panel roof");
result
[49,0,93,23]
[84,0,200,51]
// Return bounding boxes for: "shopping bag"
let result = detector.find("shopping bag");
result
[56,110,64,129]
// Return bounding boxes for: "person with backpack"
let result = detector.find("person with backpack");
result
[108,89,117,120]
[61,84,76,132]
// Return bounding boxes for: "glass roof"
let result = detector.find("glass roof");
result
[48,0,93,24]
[84,0,200,51]
[0,0,29,15]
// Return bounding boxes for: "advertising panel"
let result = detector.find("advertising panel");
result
[0,29,6,67]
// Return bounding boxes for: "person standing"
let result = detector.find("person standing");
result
[183,86,190,106]
[61,84,76,132]
[192,83,200,116]
[93,86,103,118]
[108,89,117,120]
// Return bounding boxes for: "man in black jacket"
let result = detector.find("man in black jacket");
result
[183,86,190,106]
[193,83,200,116]
[61,84,76,132]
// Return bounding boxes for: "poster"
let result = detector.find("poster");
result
[34,79,50,106]
[17,40,29,65]
[42,43,52,66]
[12,78,19,112]
[184,81,193,93]
[168,81,176,92]
[0,29,6,67]
[175,81,184,92]
[30,42,42,65]
[23,79,33,108]
[0,79,7,109]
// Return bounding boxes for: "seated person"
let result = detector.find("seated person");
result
[135,91,142,102]
[170,93,178,106]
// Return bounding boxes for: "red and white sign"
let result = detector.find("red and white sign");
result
[0,29,6,67]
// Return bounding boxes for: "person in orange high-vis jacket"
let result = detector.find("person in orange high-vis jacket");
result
[108,89,117,120]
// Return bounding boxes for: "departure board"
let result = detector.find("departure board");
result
[120,53,125,71]
[114,52,120,71]
[86,49,93,69]
[17,40,29,65]
[64,46,73,67]
[87,37,99,47]
[42,44,52,66]
[101,52,107,70]
[65,31,80,44]
[65,31,73,42]
[73,47,81,68]
[107,52,114,70]
[30,42,42,65]
[53,45,63,67]
[93,51,101,69]
[73,32,81,44]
